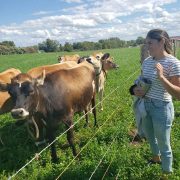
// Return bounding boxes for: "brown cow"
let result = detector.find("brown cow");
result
[0,68,21,83]
[58,54,80,63]
[27,61,77,78]
[0,68,21,114]
[0,61,96,162]
[92,52,119,71]
[26,61,78,143]
[88,53,119,110]
[92,52,104,60]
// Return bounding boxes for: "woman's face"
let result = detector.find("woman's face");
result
[146,38,163,57]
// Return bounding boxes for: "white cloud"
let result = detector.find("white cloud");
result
[62,4,87,13]
[32,11,53,16]
[0,28,24,35]
[63,0,82,3]
[31,30,51,39]
[142,18,156,24]
[0,0,179,46]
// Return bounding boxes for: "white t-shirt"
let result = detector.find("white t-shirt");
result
[142,55,180,101]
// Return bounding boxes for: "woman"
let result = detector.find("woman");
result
[129,44,150,143]
[134,29,180,176]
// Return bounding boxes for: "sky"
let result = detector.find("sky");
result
[0,0,180,47]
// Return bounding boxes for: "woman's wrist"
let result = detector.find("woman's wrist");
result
[158,75,165,81]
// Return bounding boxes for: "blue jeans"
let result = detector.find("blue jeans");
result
[142,97,174,172]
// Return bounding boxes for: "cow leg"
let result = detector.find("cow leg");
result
[65,120,77,156]
[84,109,89,128]
[46,126,58,163]
[87,103,92,114]
[99,88,104,111]
[91,95,97,127]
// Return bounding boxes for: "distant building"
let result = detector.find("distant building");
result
[171,36,180,41]
[171,36,180,57]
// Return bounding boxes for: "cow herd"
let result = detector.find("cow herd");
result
[0,52,118,162]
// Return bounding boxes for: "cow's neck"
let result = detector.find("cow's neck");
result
[32,86,45,115]
[101,64,107,79]
[95,62,103,77]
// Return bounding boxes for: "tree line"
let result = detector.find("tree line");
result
[0,37,145,55]
[0,41,38,55]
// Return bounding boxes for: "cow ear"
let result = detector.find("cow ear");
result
[0,82,9,92]
[86,57,94,65]
[101,53,110,60]
[36,70,46,86]
[77,57,84,64]
[96,55,101,60]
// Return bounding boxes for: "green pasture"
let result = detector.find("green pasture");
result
[0,48,179,180]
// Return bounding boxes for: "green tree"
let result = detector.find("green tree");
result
[64,42,73,52]
[59,43,63,51]
[0,41,16,47]
[94,42,102,50]
[23,46,38,53]
[38,39,59,52]
[136,36,145,45]
[80,41,94,51]
[73,42,83,50]
[46,39,59,52]
[127,40,136,47]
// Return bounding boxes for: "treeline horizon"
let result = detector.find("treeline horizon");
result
[0,36,145,55]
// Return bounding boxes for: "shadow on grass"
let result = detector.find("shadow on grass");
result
[0,115,79,177]
[0,118,39,174]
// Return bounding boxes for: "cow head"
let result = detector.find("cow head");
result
[93,52,104,60]
[78,56,102,76]
[0,72,46,140]
[58,56,65,63]
[0,72,45,120]
[101,53,119,71]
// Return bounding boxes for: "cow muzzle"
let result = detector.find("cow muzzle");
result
[11,108,29,120]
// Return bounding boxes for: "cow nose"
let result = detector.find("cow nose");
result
[11,108,29,119]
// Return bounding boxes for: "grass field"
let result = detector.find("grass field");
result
[0,48,179,180]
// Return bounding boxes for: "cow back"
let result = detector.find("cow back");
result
[27,61,77,78]
[58,54,80,63]
[40,61,95,114]
[0,68,21,83]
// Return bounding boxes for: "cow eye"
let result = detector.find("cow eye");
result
[21,83,34,96]
[8,86,17,99]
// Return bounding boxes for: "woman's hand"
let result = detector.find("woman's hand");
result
[155,62,180,99]
[133,86,146,97]
[155,63,164,79]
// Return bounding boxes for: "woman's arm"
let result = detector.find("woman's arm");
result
[156,63,180,100]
